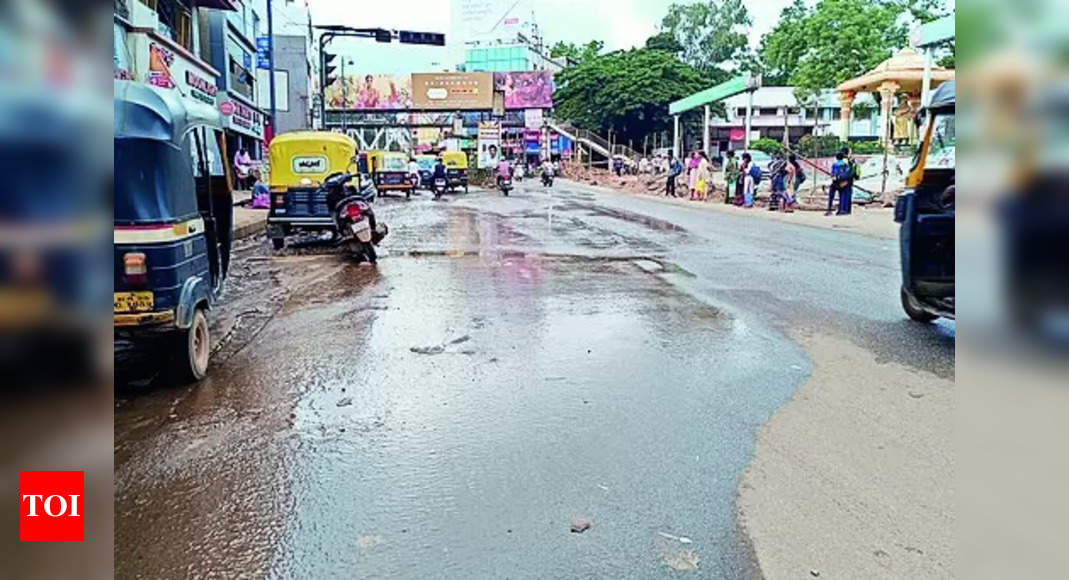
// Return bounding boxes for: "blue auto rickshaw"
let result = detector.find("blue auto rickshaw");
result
[113,80,234,382]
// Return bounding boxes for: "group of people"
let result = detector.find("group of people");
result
[661,146,858,215]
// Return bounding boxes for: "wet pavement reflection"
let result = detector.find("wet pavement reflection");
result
[115,181,947,578]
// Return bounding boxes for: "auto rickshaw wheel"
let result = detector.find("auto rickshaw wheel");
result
[171,308,210,384]
[271,237,285,250]
[901,287,937,323]
[464,184,469,193]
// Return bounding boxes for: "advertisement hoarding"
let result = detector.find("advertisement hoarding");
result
[477,121,501,168]
[325,74,413,110]
[494,71,554,109]
[412,73,493,110]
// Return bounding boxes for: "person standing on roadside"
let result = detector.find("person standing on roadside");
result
[666,150,682,197]
[686,151,700,197]
[840,146,858,215]
[723,150,739,204]
[694,151,712,201]
[829,149,851,215]
[781,153,802,212]
[741,152,758,208]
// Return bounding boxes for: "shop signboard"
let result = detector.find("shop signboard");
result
[324,74,413,110]
[412,73,493,110]
[493,71,554,110]
[219,97,265,140]
[133,34,221,108]
[477,121,501,168]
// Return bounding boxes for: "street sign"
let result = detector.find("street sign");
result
[256,36,271,69]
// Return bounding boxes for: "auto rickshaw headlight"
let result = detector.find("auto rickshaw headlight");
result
[123,252,147,285]
[300,177,313,186]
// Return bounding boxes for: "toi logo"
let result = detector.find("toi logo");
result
[19,471,84,541]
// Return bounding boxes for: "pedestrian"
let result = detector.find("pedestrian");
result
[694,151,712,201]
[665,150,682,197]
[741,152,758,208]
[250,168,269,208]
[828,149,853,215]
[768,152,787,211]
[781,153,801,212]
[723,150,739,204]
[638,156,650,175]
[685,151,699,197]
[841,146,859,215]
[233,147,253,189]
[407,157,421,189]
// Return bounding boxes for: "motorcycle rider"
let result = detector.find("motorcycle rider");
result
[496,155,513,189]
[540,157,554,184]
[432,155,448,196]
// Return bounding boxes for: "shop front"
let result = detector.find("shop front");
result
[122,18,222,116]
[217,93,266,168]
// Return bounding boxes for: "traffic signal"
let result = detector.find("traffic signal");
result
[398,30,445,46]
[322,51,338,86]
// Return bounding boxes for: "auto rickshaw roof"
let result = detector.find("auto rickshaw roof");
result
[113,80,222,142]
[271,131,357,148]
[927,80,955,110]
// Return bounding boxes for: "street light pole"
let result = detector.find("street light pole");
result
[266,0,277,135]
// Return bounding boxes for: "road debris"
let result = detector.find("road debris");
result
[657,531,694,544]
[336,397,353,407]
[661,550,701,572]
[570,519,592,533]
[410,345,445,355]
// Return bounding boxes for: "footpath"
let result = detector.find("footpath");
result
[564,168,898,240]
[232,191,266,241]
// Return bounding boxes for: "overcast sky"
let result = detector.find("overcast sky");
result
[308,0,795,74]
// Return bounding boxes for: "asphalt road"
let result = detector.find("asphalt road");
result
[115,178,953,578]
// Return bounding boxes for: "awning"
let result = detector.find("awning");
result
[193,0,238,11]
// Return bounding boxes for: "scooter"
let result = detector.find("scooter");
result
[323,172,388,263]
[541,171,554,187]
[498,175,513,196]
[432,176,447,200]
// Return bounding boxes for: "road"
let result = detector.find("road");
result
[115,179,953,578]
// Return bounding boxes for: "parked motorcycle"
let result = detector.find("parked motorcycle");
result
[323,172,388,263]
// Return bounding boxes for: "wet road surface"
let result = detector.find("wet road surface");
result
[115,179,952,578]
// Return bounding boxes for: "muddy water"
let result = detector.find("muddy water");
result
[115,185,810,578]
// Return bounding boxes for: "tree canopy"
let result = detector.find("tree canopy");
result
[548,40,604,65]
[658,0,752,83]
[553,47,707,145]
[758,0,953,98]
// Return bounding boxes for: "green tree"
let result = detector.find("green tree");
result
[553,48,707,145]
[756,0,809,86]
[644,31,683,54]
[758,0,953,93]
[549,40,604,65]
[659,0,752,83]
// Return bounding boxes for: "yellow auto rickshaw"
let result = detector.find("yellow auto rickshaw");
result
[367,150,415,199]
[266,131,358,250]
[440,150,469,193]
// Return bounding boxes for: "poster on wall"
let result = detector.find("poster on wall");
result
[477,121,501,168]
[493,71,554,109]
[324,74,413,110]
[524,108,543,129]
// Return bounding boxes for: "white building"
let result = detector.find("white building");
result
[711,87,880,153]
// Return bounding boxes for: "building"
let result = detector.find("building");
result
[711,87,879,154]
[452,0,563,73]
[253,0,316,133]
[114,0,237,130]
[463,41,564,73]
[198,0,270,162]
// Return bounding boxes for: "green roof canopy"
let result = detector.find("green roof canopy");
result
[668,74,760,116]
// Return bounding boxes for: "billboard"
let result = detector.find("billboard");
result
[412,73,494,110]
[325,74,413,110]
[494,71,554,109]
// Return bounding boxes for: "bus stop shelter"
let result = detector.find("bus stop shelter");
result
[667,74,760,158]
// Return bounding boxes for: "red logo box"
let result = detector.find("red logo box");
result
[19,471,84,541]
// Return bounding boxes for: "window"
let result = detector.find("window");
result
[758,108,777,116]
[832,109,841,120]
[736,108,746,118]
[139,0,192,51]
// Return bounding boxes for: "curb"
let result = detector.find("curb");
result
[234,218,265,241]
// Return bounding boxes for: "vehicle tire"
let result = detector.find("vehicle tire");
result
[363,242,377,264]
[901,287,937,322]
[171,308,210,384]
[271,237,285,250]
[464,185,469,193]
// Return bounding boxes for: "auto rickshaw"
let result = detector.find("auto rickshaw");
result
[440,150,469,193]
[114,80,234,383]
[413,154,437,189]
[368,150,415,198]
[894,80,954,321]
[266,131,359,249]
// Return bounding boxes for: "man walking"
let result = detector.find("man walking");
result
[666,151,682,197]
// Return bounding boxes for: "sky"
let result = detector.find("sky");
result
[308,0,796,74]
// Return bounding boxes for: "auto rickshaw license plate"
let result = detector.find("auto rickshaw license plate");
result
[114,291,154,313]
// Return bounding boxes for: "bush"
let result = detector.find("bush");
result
[750,138,783,155]
[848,140,885,155]
[796,134,843,157]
